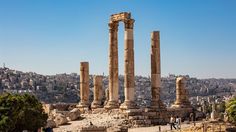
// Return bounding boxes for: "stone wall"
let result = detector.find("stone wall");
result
[167,107,193,121]
[79,126,107,132]
[121,108,168,127]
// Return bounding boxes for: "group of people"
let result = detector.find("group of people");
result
[169,115,181,130]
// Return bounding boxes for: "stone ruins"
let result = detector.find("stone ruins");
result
[105,12,135,110]
[77,11,193,116]
[171,77,191,108]
[45,12,195,131]
[91,75,103,109]
[150,31,165,110]
[76,12,193,123]
[78,62,90,108]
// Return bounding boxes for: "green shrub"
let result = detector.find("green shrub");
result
[0,93,48,132]
[226,97,236,124]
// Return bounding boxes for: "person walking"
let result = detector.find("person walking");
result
[176,116,181,129]
[170,115,176,130]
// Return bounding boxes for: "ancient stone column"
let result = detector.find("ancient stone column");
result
[176,77,184,105]
[105,22,119,109]
[120,19,136,109]
[104,88,109,105]
[78,62,90,108]
[91,75,103,109]
[172,77,191,108]
[211,102,217,120]
[150,31,163,109]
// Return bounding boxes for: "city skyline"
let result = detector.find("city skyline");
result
[1,0,236,78]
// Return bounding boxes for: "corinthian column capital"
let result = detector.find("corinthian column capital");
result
[124,19,135,29]
[109,21,119,32]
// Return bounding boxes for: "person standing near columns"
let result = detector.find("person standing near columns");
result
[91,75,103,109]
[78,62,90,108]
[150,31,164,109]
[120,19,136,109]
[105,21,119,109]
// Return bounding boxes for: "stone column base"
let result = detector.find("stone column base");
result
[171,104,192,109]
[150,100,166,110]
[104,100,119,109]
[77,102,89,108]
[171,101,192,109]
[211,111,217,120]
[91,101,102,109]
[120,101,136,110]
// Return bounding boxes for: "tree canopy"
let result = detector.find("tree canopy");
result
[226,97,236,124]
[0,93,48,132]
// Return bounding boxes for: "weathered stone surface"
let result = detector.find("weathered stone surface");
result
[211,103,217,120]
[92,76,103,109]
[106,12,136,110]
[128,116,145,120]
[107,125,128,132]
[120,18,136,110]
[172,77,191,108]
[46,119,57,128]
[43,104,53,114]
[78,62,90,108]
[52,103,70,111]
[122,109,142,116]
[54,113,69,126]
[110,12,131,22]
[167,107,193,121]
[80,125,107,132]
[105,21,119,109]
[67,108,81,121]
[150,31,165,110]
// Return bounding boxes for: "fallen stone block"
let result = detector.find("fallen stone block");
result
[67,108,81,121]
[54,113,69,126]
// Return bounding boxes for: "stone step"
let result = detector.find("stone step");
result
[150,119,168,125]
[132,119,152,126]
[128,115,148,120]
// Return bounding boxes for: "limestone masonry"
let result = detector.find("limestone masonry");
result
[78,62,90,108]
[105,12,136,110]
[171,77,191,108]
[75,12,193,126]
[91,75,103,109]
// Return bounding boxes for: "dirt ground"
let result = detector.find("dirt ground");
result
[54,113,232,132]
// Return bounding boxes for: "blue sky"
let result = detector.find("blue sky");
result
[0,0,235,78]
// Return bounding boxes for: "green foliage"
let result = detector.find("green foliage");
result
[217,101,226,113]
[0,93,48,132]
[205,104,212,114]
[226,97,236,123]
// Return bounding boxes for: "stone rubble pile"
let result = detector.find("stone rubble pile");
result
[44,104,81,128]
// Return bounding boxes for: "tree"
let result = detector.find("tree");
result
[226,97,236,124]
[0,93,48,132]
[217,101,226,113]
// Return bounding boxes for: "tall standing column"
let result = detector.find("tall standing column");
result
[150,31,164,109]
[91,75,103,109]
[120,19,136,109]
[105,22,119,109]
[78,62,90,108]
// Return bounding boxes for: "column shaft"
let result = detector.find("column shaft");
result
[120,19,136,109]
[172,77,191,108]
[92,75,103,108]
[78,62,89,108]
[151,31,164,109]
[176,78,181,104]
[105,22,119,109]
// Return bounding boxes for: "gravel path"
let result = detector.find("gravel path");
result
[54,113,124,132]
[54,112,202,132]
